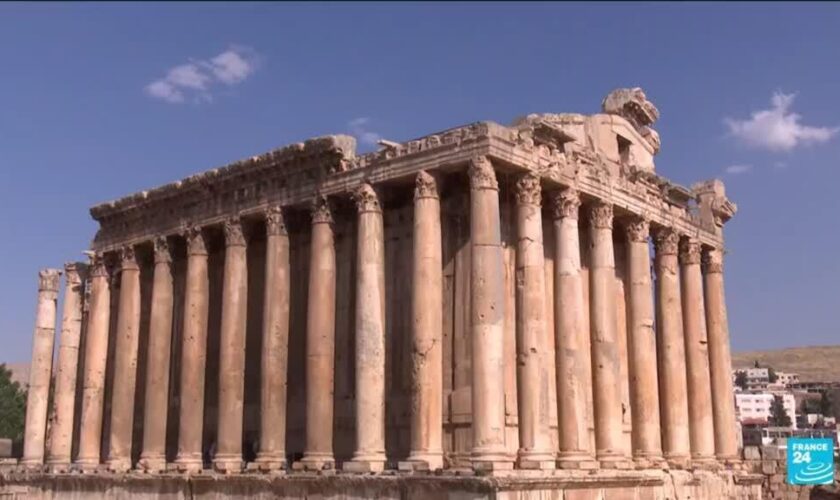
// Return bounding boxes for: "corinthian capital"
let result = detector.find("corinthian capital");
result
[88,252,110,279]
[653,228,680,256]
[63,262,87,285]
[38,268,62,293]
[588,202,613,230]
[702,247,724,274]
[223,217,246,247]
[311,195,333,225]
[153,236,172,264]
[624,217,649,243]
[265,206,287,236]
[549,189,580,221]
[468,156,498,191]
[515,173,541,206]
[678,238,701,265]
[183,226,208,256]
[352,183,381,213]
[414,170,439,200]
[120,245,139,270]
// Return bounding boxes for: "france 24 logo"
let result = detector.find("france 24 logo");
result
[787,438,835,485]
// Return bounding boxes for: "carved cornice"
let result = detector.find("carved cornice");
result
[549,189,580,221]
[588,202,613,230]
[352,183,381,214]
[311,196,333,225]
[515,173,541,206]
[414,170,439,200]
[702,247,724,274]
[38,268,61,293]
[223,217,246,247]
[120,245,139,271]
[653,228,680,256]
[184,226,208,256]
[679,238,701,265]
[468,156,498,191]
[153,236,172,264]
[625,217,649,243]
[265,206,287,236]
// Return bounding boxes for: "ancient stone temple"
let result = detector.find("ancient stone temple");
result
[4,89,765,499]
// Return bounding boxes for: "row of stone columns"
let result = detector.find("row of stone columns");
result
[21,158,738,473]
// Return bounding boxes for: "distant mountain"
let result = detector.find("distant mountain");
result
[732,345,840,383]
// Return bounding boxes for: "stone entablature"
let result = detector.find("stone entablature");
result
[89,97,734,251]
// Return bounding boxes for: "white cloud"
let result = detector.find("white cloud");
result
[724,164,753,175]
[348,117,382,145]
[145,46,258,104]
[724,92,838,152]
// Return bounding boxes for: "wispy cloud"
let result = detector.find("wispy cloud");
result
[724,164,753,175]
[348,117,382,146]
[145,46,259,104]
[724,92,838,152]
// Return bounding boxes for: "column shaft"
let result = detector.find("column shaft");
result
[703,248,739,460]
[513,174,554,469]
[468,156,512,471]
[587,202,625,464]
[404,171,443,471]
[551,190,595,467]
[344,184,387,472]
[624,219,662,463]
[254,207,290,470]
[680,238,715,461]
[46,263,86,468]
[654,229,691,463]
[139,237,174,472]
[107,246,142,471]
[294,197,336,471]
[21,269,61,466]
[174,227,210,472]
[75,256,111,469]
[213,218,249,473]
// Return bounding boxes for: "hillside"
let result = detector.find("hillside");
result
[732,345,840,383]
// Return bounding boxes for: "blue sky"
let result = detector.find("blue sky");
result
[1,3,838,361]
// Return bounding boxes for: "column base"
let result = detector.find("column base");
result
[471,449,514,473]
[44,462,72,474]
[170,454,204,474]
[72,459,104,474]
[212,454,244,474]
[632,452,666,470]
[664,453,691,470]
[248,453,287,473]
[517,450,556,470]
[690,455,719,470]
[596,452,632,470]
[556,453,599,470]
[17,459,44,473]
[106,457,132,473]
[137,455,167,473]
[342,457,387,473]
[399,451,444,472]
[291,453,335,471]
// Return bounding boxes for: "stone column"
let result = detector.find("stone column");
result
[624,218,663,465]
[21,268,61,467]
[468,156,512,471]
[402,171,443,471]
[173,226,210,473]
[253,206,290,471]
[75,254,111,470]
[512,173,554,470]
[138,237,174,472]
[106,246,142,472]
[587,202,625,466]
[46,263,87,470]
[653,228,691,465]
[344,184,387,473]
[213,218,249,473]
[703,247,739,460]
[679,238,715,462]
[293,196,336,471]
[550,189,596,469]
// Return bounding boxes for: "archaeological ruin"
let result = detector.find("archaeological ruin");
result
[1,89,771,499]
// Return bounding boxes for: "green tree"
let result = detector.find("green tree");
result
[734,371,748,390]
[767,367,778,384]
[769,395,792,427]
[0,364,26,441]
